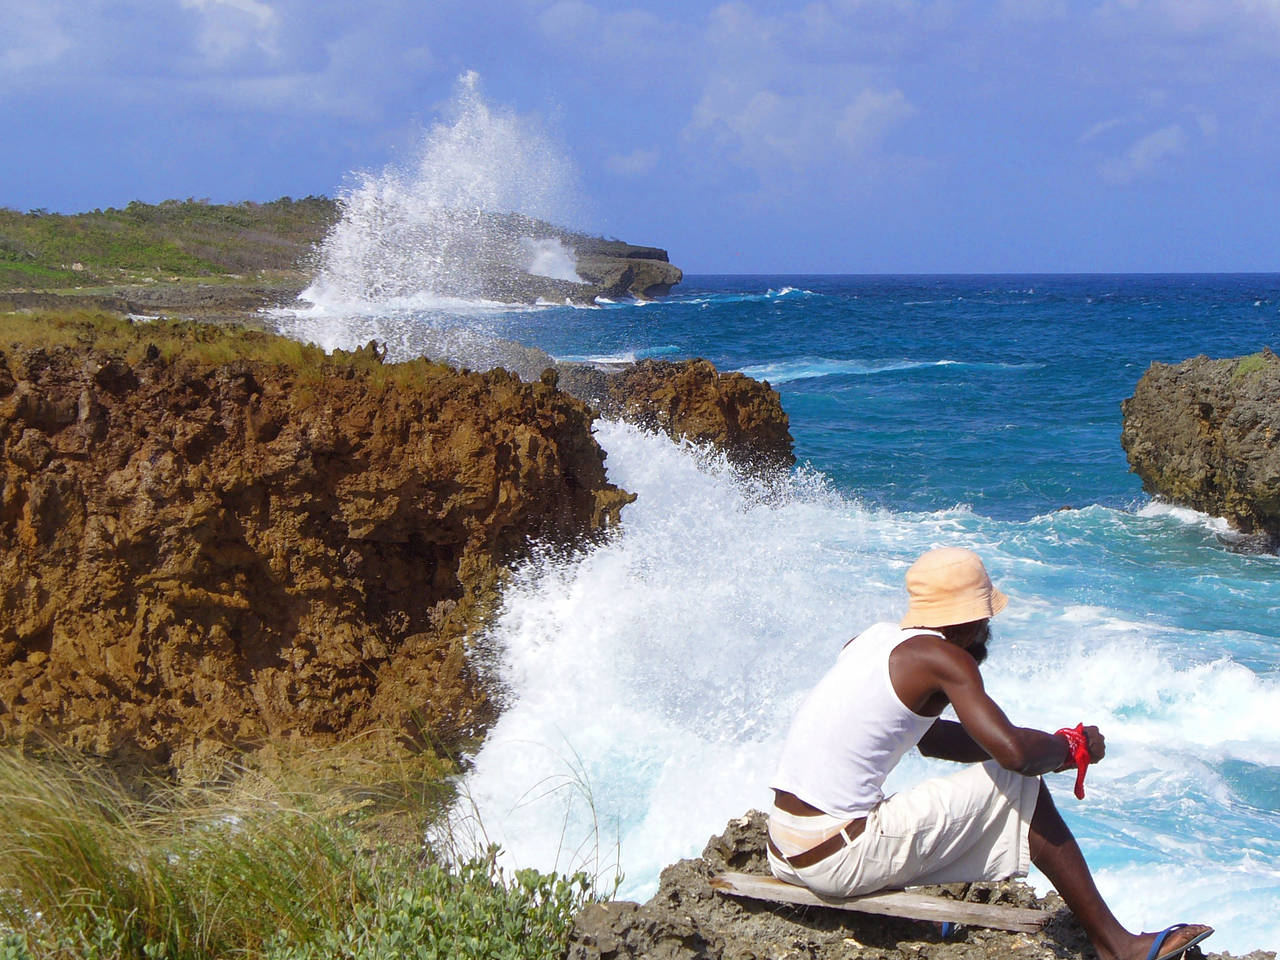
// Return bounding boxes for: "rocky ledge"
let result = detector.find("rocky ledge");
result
[346,326,797,473]
[0,316,633,777]
[556,359,795,472]
[569,812,1271,960]
[1121,348,1280,549]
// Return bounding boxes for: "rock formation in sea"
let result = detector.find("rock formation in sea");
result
[556,359,796,471]
[1121,348,1280,549]
[568,812,1273,960]
[0,319,632,776]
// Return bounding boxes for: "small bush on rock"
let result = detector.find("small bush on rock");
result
[265,852,590,960]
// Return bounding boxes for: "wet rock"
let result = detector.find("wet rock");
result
[568,812,1269,960]
[557,358,796,472]
[0,338,633,777]
[1121,349,1280,549]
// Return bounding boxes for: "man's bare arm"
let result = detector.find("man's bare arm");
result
[917,719,991,763]
[925,641,1100,776]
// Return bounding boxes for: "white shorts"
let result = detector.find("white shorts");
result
[768,760,1041,899]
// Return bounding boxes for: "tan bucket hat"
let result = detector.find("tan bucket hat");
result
[900,547,1008,628]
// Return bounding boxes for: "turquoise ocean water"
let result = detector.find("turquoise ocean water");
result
[284,274,1280,952]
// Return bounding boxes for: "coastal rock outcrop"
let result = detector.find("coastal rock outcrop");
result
[569,813,1271,960]
[572,236,683,300]
[556,359,796,471]
[0,319,633,776]
[1121,349,1280,548]
[360,327,796,472]
[436,218,684,304]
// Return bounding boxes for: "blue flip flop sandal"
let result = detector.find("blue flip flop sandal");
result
[1146,923,1215,960]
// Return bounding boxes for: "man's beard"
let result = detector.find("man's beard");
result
[969,623,992,665]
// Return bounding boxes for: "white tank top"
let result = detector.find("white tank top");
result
[771,622,941,818]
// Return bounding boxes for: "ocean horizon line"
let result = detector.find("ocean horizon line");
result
[678,270,1280,280]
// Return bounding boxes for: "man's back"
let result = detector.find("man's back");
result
[771,623,942,819]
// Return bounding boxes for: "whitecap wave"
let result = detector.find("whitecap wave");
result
[679,287,819,307]
[1138,500,1238,538]
[737,357,1044,384]
[554,345,681,365]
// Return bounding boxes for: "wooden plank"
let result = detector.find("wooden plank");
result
[710,872,1049,934]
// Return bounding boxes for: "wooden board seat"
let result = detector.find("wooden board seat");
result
[710,872,1050,934]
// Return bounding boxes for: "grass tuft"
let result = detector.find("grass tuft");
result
[1229,351,1277,384]
[0,746,595,960]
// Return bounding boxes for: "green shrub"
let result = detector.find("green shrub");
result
[265,851,591,960]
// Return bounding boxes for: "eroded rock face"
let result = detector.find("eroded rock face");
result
[1122,349,1280,549]
[569,813,1270,960]
[556,359,796,472]
[0,344,632,775]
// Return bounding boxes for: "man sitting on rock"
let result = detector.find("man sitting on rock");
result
[768,547,1213,960]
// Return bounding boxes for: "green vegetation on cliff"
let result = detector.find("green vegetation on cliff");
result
[0,749,596,960]
[0,309,439,387]
[0,197,336,290]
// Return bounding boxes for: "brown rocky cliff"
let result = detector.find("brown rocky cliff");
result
[1121,348,1280,549]
[0,327,632,775]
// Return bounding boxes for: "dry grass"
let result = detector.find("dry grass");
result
[0,310,459,392]
[0,742,562,959]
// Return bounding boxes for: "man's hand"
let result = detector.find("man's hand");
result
[1083,725,1105,763]
[1054,724,1105,772]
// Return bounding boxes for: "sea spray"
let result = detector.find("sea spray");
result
[294,71,583,319]
[460,419,1280,953]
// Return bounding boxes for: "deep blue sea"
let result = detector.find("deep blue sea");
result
[280,274,1280,952]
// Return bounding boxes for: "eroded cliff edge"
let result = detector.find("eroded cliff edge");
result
[0,314,633,776]
[1121,348,1280,549]
[569,812,1272,960]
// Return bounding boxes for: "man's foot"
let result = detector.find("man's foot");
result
[1114,924,1214,960]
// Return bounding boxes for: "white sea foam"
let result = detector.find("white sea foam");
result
[679,288,817,307]
[459,422,1280,952]
[1138,500,1239,538]
[554,345,681,365]
[737,357,1044,384]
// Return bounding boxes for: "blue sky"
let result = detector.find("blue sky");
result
[2,0,1278,273]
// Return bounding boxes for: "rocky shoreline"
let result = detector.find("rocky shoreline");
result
[569,813,1274,960]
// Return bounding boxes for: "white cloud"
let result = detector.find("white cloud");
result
[0,4,73,74]
[1100,123,1188,183]
[180,0,281,65]
[1079,116,1133,144]
[836,89,915,153]
[1097,0,1280,46]
[606,148,660,177]
[681,1,919,182]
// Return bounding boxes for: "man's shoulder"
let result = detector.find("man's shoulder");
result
[891,631,971,672]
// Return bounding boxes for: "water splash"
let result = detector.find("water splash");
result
[460,420,1280,951]
[300,71,583,313]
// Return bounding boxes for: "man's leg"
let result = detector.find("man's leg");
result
[1029,781,1210,960]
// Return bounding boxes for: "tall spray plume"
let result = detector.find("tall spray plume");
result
[302,71,585,311]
